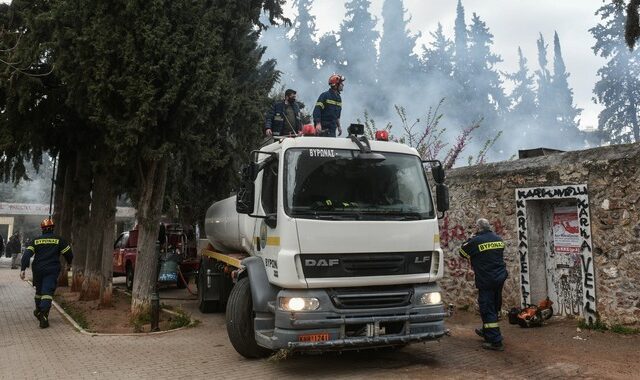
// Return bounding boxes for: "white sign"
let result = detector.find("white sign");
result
[0,202,135,218]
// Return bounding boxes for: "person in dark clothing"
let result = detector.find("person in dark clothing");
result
[313,74,344,137]
[7,232,22,269]
[20,218,73,329]
[265,89,302,137]
[0,232,5,257]
[459,218,508,351]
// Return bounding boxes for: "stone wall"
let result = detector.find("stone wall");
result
[440,142,640,325]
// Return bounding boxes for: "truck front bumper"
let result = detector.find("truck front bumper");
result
[254,283,448,351]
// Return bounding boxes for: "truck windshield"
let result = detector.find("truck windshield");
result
[284,148,434,220]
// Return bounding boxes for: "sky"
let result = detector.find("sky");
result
[281,0,607,130]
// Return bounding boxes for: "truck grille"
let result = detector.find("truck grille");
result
[329,286,413,309]
[300,252,433,278]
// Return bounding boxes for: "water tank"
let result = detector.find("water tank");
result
[204,196,246,253]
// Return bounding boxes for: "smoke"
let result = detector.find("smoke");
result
[258,1,593,164]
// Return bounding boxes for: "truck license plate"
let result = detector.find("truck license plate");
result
[298,333,330,342]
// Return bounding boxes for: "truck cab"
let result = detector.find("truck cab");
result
[201,128,450,357]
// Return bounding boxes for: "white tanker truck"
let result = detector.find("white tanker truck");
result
[198,125,450,358]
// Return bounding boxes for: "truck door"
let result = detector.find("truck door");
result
[254,159,280,279]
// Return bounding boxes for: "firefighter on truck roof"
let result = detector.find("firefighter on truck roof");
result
[20,218,73,329]
[313,74,344,137]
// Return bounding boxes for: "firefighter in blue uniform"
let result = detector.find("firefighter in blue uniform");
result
[20,218,73,328]
[459,218,508,351]
[313,74,344,137]
[264,88,302,137]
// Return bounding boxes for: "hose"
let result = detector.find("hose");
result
[178,267,197,296]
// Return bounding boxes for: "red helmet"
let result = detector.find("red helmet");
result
[328,74,345,86]
[301,124,316,136]
[40,218,55,229]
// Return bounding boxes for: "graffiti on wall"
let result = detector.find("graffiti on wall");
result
[515,184,597,324]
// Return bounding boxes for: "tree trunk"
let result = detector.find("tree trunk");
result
[71,151,93,292]
[131,157,169,316]
[99,191,117,307]
[53,151,68,286]
[57,151,76,287]
[81,173,114,300]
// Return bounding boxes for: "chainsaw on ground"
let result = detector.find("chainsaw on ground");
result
[508,298,554,328]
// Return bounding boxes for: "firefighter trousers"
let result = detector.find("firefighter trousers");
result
[478,281,504,343]
[33,270,59,313]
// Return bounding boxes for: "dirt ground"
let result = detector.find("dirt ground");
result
[54,287,176,333]
[427,308,640,379]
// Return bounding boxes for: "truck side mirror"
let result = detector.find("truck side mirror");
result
[242,162,259,182]
[435,183,450,213]
[432,165,445,184]
[236,181,255,214]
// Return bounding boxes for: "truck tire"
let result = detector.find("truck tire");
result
[226,277,272,358]
[197,259,220,313]
[125,264,134,291]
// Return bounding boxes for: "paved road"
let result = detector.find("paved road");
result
[1,257,638,379]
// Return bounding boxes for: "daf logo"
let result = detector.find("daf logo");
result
[304,259,340,267]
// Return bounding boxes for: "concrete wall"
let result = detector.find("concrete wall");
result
[440,142,640,325]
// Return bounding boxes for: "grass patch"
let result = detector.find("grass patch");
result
[610,325,640,335]
[131,311,152,333]
[578,318,608,332]
[168,307,192,329]
[55,297,90,331]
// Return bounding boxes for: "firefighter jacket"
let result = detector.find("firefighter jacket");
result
[21,232,73,274]
[265,100,302,135]
[313,89,342,135]
[459,230,508,290]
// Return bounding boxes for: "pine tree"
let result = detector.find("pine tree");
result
[378,0,419,84]
[421,23,454,79]
[453,0,469,83]
[339,0,379,86]
[465,13,507,138]
[505,47,538,142]
[550,31,582,139]
[592,1,640,143]
[290,0,318,81]
[535,33,556,135]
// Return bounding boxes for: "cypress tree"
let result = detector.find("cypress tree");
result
[592,1,640,143]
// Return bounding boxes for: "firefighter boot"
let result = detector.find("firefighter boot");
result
[482,341,504,351]
[475,328,485,339]
[33,309,41,319]
[38,310,50,329]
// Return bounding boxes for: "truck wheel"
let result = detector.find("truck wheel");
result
[226,277,272,358]
[125,264,134,291]
[197,259,220,313]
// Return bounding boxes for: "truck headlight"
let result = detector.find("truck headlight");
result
[279,297,320,311]
[420,292,442,305]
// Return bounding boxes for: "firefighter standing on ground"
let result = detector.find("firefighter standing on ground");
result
[20,218,73,329]
[265,88,302,137]
[459,218,508,351]
[313,74,344,137]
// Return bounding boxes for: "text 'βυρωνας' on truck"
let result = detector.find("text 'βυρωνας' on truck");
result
[198,126,451,358]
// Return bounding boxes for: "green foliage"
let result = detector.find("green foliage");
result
[131,311,152,333]
[168,308,192,329]
[578,318,608,332]
[55,297,90,331]
[610,324,640,335]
